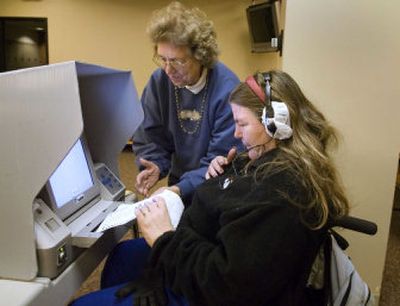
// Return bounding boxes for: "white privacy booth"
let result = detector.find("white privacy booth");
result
[0,61,143,305]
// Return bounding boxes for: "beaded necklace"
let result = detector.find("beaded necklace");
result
[174,78,208,135]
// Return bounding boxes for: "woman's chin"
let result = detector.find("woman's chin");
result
[248,150,259,160]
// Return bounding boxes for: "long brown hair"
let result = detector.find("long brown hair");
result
[229,70,349,229]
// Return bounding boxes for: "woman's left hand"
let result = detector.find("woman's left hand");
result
[136,197,174,247]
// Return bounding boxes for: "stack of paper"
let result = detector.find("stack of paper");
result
[95,189,184,232]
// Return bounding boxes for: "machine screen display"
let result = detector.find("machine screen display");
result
[49,139,94,208]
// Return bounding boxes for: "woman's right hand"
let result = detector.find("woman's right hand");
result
[205,147,237,179]
[135,158,160,197]
[136,197,173,247]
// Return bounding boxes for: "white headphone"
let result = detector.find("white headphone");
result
[261,102,292,140]
[245,73,292,140]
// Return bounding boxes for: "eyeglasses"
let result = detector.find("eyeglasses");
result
[152,54,190,70]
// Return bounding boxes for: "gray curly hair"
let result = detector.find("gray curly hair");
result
[147,1,219,68]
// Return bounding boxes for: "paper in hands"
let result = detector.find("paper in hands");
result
[95,189,184,232]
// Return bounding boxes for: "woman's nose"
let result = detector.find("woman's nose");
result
[164,62,176,74]
[234,128,241,139]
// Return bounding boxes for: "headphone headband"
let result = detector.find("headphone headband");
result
[261,73,274,117]
[262,73,271,107]
[245,73,274,116]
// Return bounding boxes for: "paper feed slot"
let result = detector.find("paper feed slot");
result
[67,199,120,248]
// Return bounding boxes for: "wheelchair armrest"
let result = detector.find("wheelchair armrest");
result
[331,216,378,235]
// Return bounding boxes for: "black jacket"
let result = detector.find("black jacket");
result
[150,149,327,305]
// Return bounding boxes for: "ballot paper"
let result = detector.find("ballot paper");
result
[95,189,184,232]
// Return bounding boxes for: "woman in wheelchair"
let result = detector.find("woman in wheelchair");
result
[70,70,350,306]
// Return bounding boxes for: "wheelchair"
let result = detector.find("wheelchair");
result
[307,215,378,306]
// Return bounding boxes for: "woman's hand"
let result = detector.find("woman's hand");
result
[136,197,174,247]
[205,147,237,179]
[135,158,160,197]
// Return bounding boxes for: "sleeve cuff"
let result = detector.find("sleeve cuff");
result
[176,180,193,199]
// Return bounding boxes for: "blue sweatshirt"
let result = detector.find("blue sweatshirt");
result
[132,62,243,201]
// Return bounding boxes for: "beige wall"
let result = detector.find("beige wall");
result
[0,0,283,94]
[283,0,400,299]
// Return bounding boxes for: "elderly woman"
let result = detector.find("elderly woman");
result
[70,70,349,306]
[132,1,242,203]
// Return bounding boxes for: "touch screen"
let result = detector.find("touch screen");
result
[49,139,94,208]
